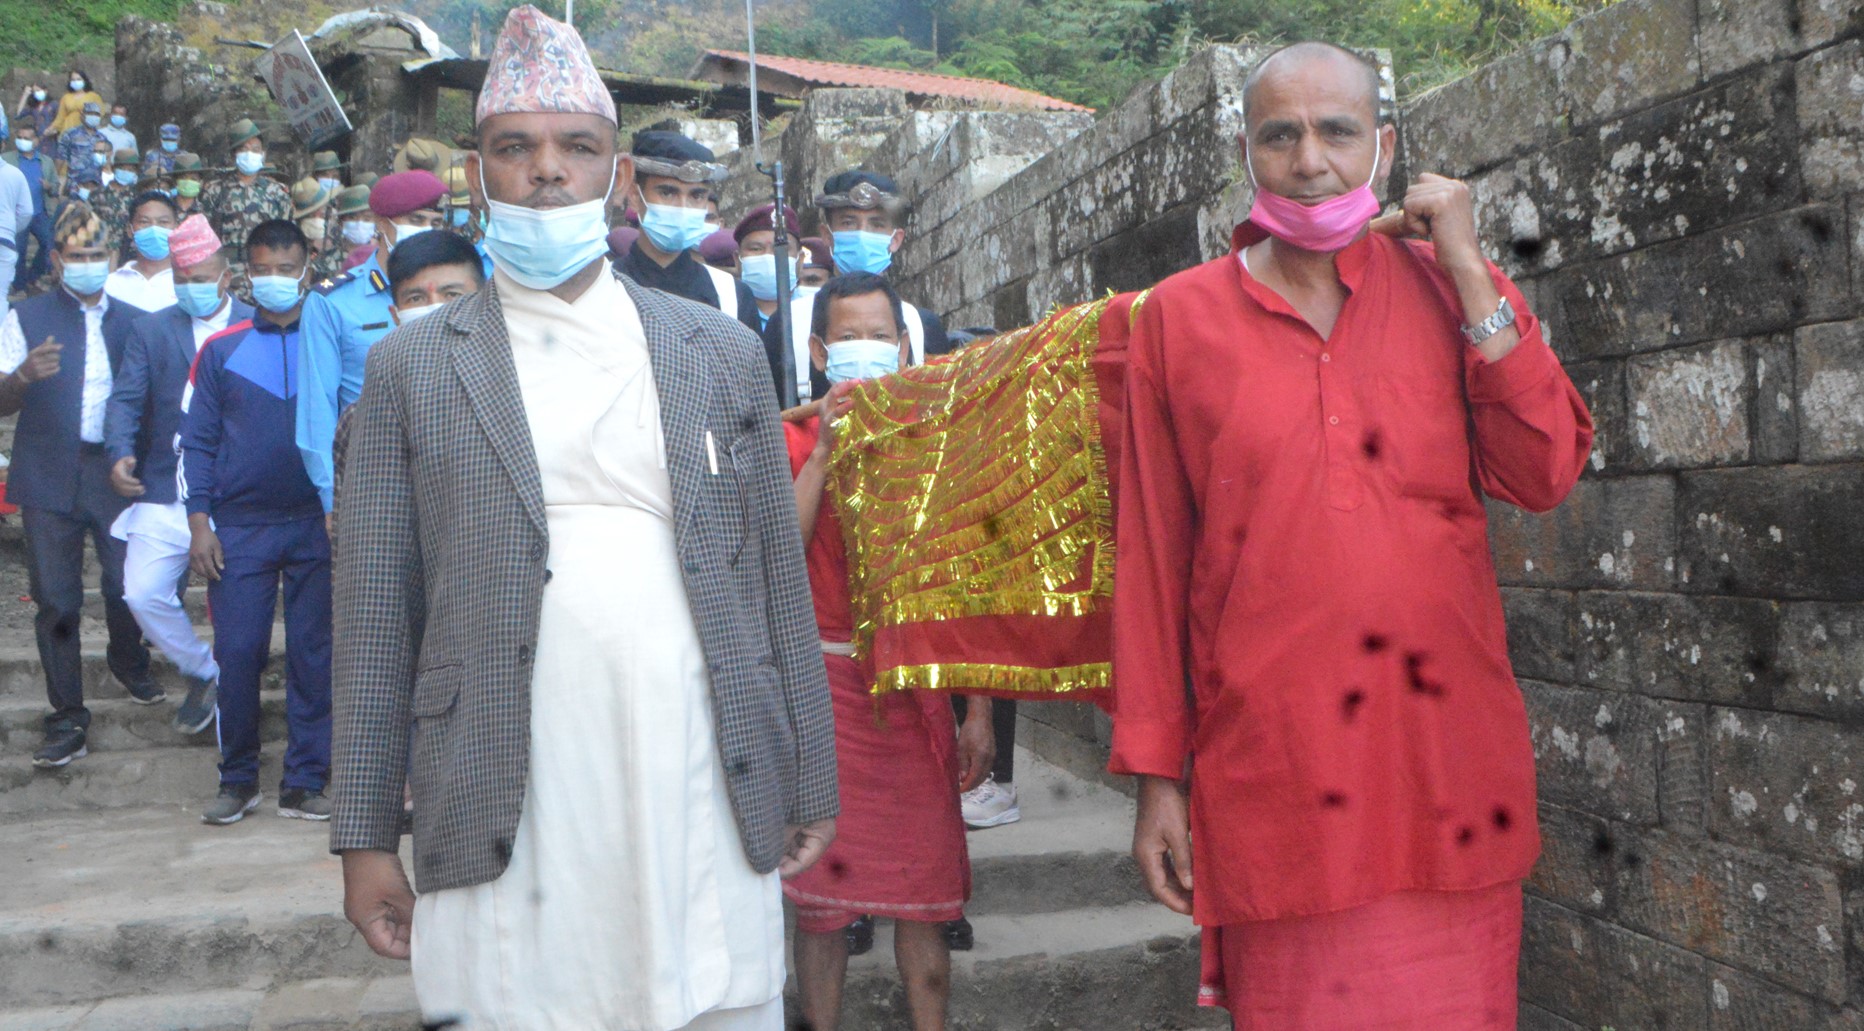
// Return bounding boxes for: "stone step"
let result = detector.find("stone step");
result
[0,750,1172,1019]
[0,629,289,698]
[0,806,400,1011]
[0,746,286,816]
[0,690,286,757]
[0,978,418,1031]
[838,904,1223,1030]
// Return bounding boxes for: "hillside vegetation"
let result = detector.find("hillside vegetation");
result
[15,0,1616,110]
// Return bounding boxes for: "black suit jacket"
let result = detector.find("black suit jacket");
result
[105,299,255,505]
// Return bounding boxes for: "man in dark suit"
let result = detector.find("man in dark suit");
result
[0,202,155,768]
[332,8,836,1027]
[104,214,252,736]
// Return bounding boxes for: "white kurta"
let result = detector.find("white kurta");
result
[411,264,786,1031]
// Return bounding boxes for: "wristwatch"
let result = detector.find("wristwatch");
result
[1462,295,1516,347]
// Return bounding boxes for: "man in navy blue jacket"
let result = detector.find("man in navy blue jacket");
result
[179,219,332,826]
[0,202,156,768]
[105,214,252,736]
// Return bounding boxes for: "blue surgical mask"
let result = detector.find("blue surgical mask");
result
[318,177,342,194]
[114,169,137,187]
[161,140,178,153]
[249,273,304,313]
[69,81,85,93]
[831,229,896,276]
[110,115,126,129]
[824,339,901,384]
[235,151,265,176]
[84,115,101,130]
[76,187,91,202]
[174,281,225,319]
[342,220,376,247]
[91,152,107,167]
[14,140,32,154]
[133,225,171,260]
[639,202,711,255]
[738,253,796,302]
[449,207,470,228]
[395,302,443,325]
[60,260,109,296]
[480,161,615,290]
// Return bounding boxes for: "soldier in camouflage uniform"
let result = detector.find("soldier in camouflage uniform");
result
[171,151,207,220]
[199,118,290,300]
[292,176,341,284]
[91,148,144,257]
[316,184,372,282]
[56,101,109,198]
[145,123,183,176]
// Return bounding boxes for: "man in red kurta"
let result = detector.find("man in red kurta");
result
[784,272,995,1031]
[1111,43,1593,1028]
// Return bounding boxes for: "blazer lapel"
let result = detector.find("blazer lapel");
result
[623,276,708,545]
[448,283,547,535]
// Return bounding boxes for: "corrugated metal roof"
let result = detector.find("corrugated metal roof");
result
[696,50,1092,113]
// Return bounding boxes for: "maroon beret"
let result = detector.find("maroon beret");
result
[698,228,739,268]
[732,203,802,244]
[368,170,448,219]
[798,236,834,270]
[606,225,639,259]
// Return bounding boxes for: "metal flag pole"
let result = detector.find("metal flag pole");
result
[747,0,798,409]
[564,0,575,28]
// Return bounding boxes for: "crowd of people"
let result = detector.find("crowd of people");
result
[3,7,1595,1029]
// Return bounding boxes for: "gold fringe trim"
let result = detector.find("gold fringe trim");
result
[873,661,1113,696]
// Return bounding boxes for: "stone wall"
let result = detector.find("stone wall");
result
[1405,0,1864,1026]
[760,1,1864,1025]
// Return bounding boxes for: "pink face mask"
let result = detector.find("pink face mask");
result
[1246,131,1382,253]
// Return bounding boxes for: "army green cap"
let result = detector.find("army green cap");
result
[313,150,345,173]
[171,151,206,174]
[112,148,141,167]
[333,184,373,217]
[229,118,263,148]
[356,171,381,190]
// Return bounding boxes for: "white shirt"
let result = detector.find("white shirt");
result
[0,288,115,442]
[104,262,176,313]
[100,126,138,157]
[0,159,32,246]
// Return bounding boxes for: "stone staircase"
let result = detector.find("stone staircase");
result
[0,519,1221,1030]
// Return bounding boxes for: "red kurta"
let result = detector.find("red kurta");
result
[782,418,970,930]
[1109,224,1593,928]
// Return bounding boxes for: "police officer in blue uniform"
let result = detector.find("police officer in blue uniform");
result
[294,170,447,520]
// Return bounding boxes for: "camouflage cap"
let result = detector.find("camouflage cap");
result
[112,148,140,167]
[312,150,345,173]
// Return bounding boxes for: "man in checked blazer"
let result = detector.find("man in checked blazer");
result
[331,8,835,1026]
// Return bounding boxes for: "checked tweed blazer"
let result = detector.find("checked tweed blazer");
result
[328,267,838,893]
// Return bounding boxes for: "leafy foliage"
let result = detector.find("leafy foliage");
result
[0,0,181,66]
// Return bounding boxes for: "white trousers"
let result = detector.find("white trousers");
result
[0,247,15,322]
[122,531,218,682]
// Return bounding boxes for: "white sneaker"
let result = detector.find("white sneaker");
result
[962,776,1021,828]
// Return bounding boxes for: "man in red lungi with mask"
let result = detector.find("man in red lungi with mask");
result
[1112,42,1594,1028]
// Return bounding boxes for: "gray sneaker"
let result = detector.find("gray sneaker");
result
[278,788,332,821]
[172,676,217,734]
[201,782,261,825]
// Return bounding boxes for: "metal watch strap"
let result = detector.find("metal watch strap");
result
[1462,295,1516,346]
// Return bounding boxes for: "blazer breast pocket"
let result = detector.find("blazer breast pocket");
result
[411,663,462,718]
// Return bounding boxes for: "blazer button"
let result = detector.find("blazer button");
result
[517,644,532,663]
[543,569,553,584]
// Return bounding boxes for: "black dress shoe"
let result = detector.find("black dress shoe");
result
[943,916,974,951]
[32,726,88,768]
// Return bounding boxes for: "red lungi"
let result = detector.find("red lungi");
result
[1202,880,1523,1029]
[782,652,970,933]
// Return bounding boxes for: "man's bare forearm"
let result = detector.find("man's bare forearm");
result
[0,371,30,417]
